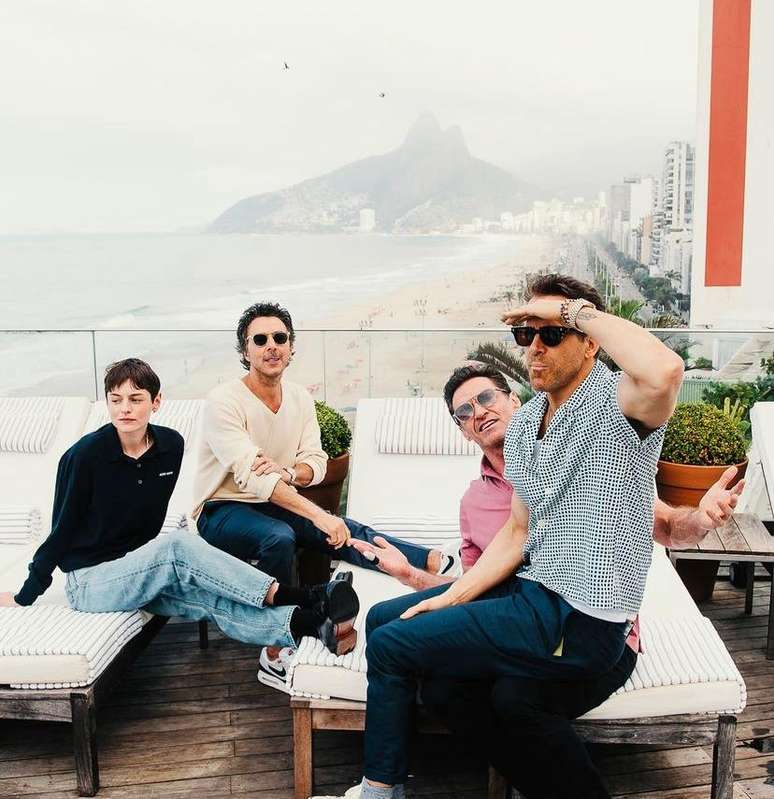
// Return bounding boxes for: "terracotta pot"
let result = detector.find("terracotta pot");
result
[656,459,747,602]
[297,452,350,515]
[655,459,747,508]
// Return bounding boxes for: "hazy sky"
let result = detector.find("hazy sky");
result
[0,1,699,234]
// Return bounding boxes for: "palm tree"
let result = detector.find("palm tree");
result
[467,341,533,399]
[608,298,645,325]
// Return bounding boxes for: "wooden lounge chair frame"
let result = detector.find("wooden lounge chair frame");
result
[0,617,209,796]
[290,696,737,799]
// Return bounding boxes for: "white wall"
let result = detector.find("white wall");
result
[690,0,774,328]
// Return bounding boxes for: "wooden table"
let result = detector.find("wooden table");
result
[668,512,774,658]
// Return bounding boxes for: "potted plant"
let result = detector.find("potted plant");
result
[297,401,352,515]
[656,402,748,601]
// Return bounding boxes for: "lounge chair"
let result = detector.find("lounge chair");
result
[346,398,479,547]
[0,397,206,796]
[287,396,746,799]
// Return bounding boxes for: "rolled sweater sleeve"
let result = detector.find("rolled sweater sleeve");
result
[203,395,282,502]
[296,393,328,486]
[15,447,87,606]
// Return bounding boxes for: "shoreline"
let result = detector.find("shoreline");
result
[5,235,555,404]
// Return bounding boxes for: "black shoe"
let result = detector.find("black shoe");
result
[308,578,360,624]
[317,615,358,655]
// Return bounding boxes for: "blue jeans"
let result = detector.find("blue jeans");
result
[363,576,628,784]
[420,647,638,799]
[64,533,295,648]
[197,501,432,585]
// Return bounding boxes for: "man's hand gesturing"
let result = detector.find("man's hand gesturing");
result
[349,536,411,581]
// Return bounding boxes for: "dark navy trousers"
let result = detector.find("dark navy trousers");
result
[420,647,638,799]
[197,500,431,586]
[363,575,629,785]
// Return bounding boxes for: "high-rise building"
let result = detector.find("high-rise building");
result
[359,208,376,232]
[655,141,694,291]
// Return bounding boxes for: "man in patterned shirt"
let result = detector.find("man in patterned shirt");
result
[314,274,686,799]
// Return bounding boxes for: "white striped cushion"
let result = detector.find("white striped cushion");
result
[0,605,144,689]
[366,515,461,545]
[375,398,479,456]
[0,505,41,544]
[160,511,188,534]
[0,398,64,453]
[287,567,746,718]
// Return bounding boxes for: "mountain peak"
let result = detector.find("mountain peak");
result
[402,112,444,150]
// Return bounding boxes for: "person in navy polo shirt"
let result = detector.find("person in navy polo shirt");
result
[0,359,361,658]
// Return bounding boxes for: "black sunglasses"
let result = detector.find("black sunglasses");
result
[452,388,510,424]
[511,326,575,348]
[252,331,289,347]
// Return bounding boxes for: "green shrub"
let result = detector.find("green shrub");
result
[701,377,773,429]
[315,401,352,459]
[661,403,747,466]
[692,356,713,370]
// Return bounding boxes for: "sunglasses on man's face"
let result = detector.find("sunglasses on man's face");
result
[252,331,289,347]
[452,388,510,424]
[511,325,575,348]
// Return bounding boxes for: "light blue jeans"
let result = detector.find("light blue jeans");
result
[64,532,296,648]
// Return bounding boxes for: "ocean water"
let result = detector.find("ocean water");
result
[0,232,533,395]
[0,232,529,330]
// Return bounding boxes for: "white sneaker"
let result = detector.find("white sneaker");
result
[309,784,362,799]
[257,646,295,694]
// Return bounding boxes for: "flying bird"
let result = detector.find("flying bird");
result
[378,92,386,98]
[283,61,290,70]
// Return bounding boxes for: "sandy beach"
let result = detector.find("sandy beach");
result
[12,234,555,406]
[167,234,553,407]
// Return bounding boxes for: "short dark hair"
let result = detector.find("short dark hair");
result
[443,364,511,415]
[235,302,296,371]
[524,273,606,312]
[104,358,161,399]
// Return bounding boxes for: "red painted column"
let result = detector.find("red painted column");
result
[705,0,751,287]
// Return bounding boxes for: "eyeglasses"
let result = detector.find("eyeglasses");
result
[252,332,289,347]
[452,388,510,424]
[511,326,575,348]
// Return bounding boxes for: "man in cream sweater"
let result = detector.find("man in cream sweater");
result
[192,302,455,690]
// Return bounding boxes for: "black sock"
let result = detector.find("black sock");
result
[289,607,323,644]
[273,584,311,608]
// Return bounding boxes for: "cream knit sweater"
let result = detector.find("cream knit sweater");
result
[191,378,327,520]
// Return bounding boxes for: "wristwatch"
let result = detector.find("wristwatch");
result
[283,466,297,485]
[560,298,594,330]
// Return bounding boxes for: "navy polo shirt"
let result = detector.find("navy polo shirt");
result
[15,423,184,606]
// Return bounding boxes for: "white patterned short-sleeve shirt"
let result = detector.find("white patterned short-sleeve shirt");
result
[503,359,666,616]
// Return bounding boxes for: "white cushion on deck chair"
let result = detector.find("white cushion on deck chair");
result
[0,397,65,454]
[375,397,479,457]
[366,515,461,547]
[287,550,746,718]
[0,605,144,689]
[0,397,91,535]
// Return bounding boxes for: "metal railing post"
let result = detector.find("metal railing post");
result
[368,333,373,398]
[322,331,327,404]
[91,331,99,401]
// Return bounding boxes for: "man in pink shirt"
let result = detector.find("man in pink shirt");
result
[352,363,743,799]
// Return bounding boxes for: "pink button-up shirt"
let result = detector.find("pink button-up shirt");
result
[459,455,640,654]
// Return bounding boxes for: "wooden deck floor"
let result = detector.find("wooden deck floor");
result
[1,575,773,799]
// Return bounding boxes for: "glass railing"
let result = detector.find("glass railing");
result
[1,327,771,414]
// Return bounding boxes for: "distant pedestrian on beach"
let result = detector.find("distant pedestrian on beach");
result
[192,301,457,691]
